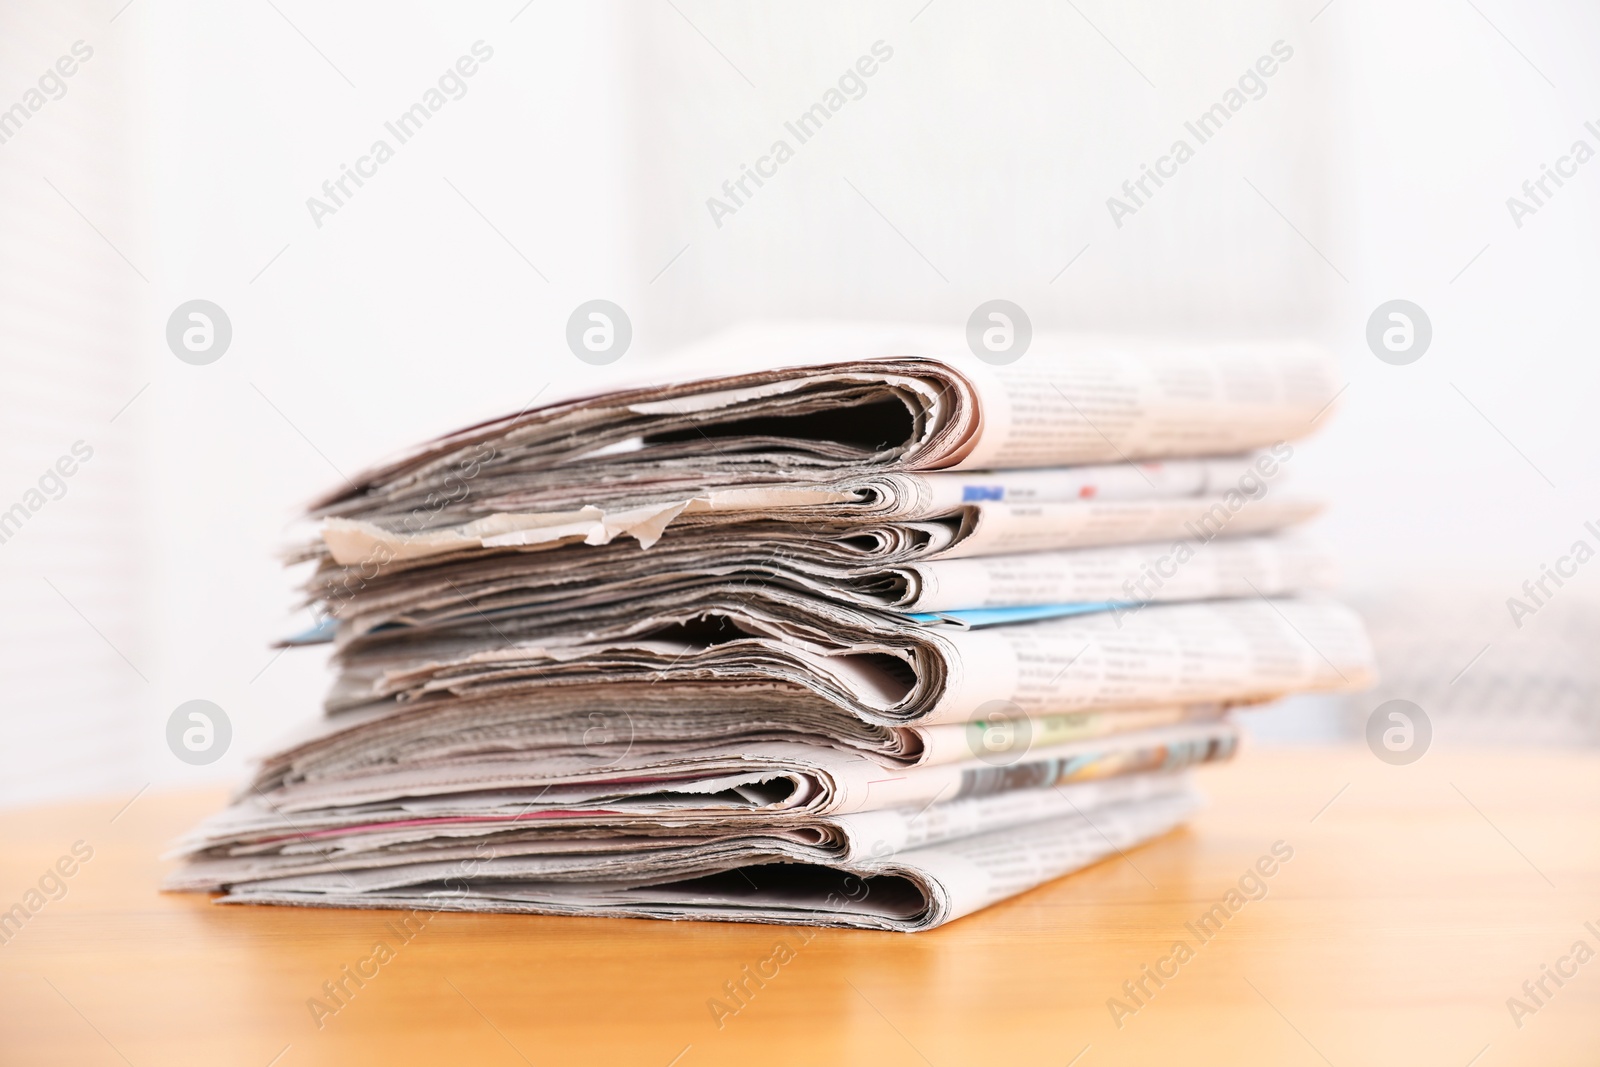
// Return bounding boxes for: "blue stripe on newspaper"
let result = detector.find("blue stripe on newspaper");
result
[283,601,1136,643]
[906,602,1131,627]
[282,617,339,645]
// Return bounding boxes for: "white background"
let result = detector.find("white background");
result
[2,0,1597,807]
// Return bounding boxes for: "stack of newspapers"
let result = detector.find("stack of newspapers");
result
[168,325,1374,931]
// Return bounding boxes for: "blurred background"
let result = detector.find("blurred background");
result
[2,0,1597,808]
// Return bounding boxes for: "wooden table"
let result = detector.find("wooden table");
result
[2,746,1597,1066]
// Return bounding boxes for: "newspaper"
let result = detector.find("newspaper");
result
[167,770,1191,889]
[305,325,1335,562]
[171,726,1225,865]
[168,330,1367,931]
[315,492,1320,590]
[218,721,1235,822]
[200,783,1203,934]
[326,598,1373,726]
[312,463,1312,566]
[214,674,1225,789]
[312,523,1333,642]
[167,702,1217,931]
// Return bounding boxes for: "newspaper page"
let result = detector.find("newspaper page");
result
[931,497,1319,559]
[204,788,1201,932]
[902,536,1334,611]
[313,597,1372,735]
[883,787,1201,929]
[166,771,1193,893]
[308,326,1339,562]
[954,339,1337,469]
[186,723,1234,827]
[928,599,1373,722]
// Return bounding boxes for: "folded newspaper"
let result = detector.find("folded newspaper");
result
[308,324,1337,564]
[168,325,1373,931]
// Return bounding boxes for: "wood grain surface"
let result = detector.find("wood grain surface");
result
[2,746,1597,1066]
